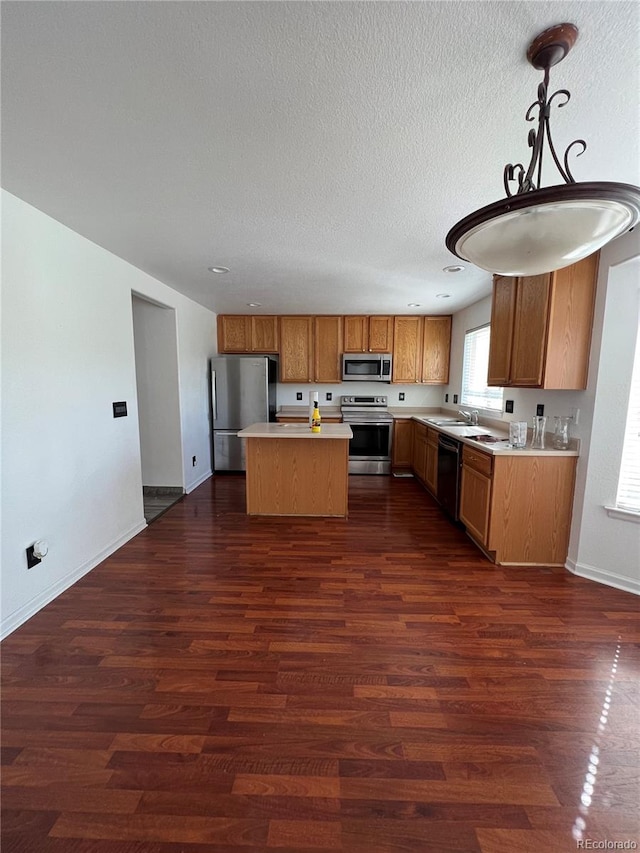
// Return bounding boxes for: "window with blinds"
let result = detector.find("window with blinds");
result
[615,321,640,513]
[461,324,503,411]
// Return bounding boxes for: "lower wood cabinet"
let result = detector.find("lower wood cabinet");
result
[425,428,439,494]
[391,419,413,469]
[411,422,428,483]
[459,449,492,546]
[459,445,577,566]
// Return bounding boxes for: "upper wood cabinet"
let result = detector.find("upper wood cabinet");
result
[279,316,343,383]
[279,316,314,382]
[344,316,394,353]
[487,252,599,389]
[217,315,278,353]
[421,316,452,384]
[314,316,343,383]
[393,316,452,384]
[218,312,450,384]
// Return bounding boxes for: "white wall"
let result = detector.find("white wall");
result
[277,382,443,409]
[567,234,640,594]
[1,191,217,637]
[132,296,183,487]
[444,231,640,594]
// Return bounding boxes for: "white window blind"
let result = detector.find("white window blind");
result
[616,321,640,513]
[461,324,503,411]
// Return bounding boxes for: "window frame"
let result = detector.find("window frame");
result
[460,323,504,414]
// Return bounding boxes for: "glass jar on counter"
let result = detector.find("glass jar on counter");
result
[553,415,571,450]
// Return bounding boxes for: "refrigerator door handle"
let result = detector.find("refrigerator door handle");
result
[211,370,217,421]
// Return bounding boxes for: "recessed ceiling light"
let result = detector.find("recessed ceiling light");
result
[443,265,465,273]
[247,302,261,307]
[207,266,229,274]
[436,293,451,299]
[407,303,421,308]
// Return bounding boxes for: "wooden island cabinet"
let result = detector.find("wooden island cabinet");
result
[488,252,598,389]
[238,422,352,517]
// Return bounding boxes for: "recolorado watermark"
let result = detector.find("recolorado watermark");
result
[576,842,638,850]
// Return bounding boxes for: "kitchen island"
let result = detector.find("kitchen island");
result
[237,422,353,517]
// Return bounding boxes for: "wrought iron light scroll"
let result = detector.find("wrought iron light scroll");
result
[446,23,640,277]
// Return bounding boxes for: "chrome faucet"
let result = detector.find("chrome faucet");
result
[458,409,479,426]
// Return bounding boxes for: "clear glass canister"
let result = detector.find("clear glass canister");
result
[553,415,571,450]
[531,415,547,449]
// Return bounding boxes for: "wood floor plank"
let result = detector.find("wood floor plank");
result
[2,474,639,851]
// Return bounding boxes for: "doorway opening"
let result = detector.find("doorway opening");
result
[131,294,184,522]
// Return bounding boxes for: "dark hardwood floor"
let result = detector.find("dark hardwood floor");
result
[2,475,639,852]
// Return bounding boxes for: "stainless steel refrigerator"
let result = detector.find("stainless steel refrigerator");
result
[210,355,278,471]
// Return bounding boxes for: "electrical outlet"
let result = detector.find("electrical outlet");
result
[192,456,197,467]
[570,406,580,425]
[26,544,41,569]
[536,404,545,417]
[399,392,405,401]
[296,392,303,401]
[453,394,458,404]
[445,393,449,403]
[505,399,514,413]
[326,392,332,401]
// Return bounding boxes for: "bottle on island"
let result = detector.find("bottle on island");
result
[311,401,321,433]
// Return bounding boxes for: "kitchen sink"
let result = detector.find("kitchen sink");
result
[426,418,470,426]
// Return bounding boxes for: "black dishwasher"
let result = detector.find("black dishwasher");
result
[437,434,462,521]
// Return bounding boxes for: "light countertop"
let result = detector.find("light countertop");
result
[411,416,579,457]
[238,422,353,439]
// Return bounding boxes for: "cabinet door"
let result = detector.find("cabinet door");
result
[343,316,367,352]
[391,420,413,468]
[314,316,343,382]
[368,316,394,352]
[510,274,550,386]
[543,253,598,389]
[459,464,492,546]
[392,317,423,383]
[217,316,251,353]
[421,316,451,383]
[411,424,428,482]
[251,316,278,352]
[487,276,516,385]
[425,441,438,494]
[279,317,314,382]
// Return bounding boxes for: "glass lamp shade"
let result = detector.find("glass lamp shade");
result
[446,182,640,276]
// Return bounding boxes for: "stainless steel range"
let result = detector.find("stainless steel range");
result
[340,395,393,475]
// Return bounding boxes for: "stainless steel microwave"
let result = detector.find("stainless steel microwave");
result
[342,353,392,382]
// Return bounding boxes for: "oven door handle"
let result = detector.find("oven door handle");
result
[344,420,393,426]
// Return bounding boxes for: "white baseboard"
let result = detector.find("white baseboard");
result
[186,469,213,494]
[565,558,640,596]
[0,519,147,640]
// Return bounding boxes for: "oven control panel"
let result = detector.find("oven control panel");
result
[341,395,388,406]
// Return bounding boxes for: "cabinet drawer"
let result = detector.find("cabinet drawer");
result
[427,427,439,446]
[462,446,493,477]
[413,422,428,440]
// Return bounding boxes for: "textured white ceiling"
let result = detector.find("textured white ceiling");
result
[2,1,639,315]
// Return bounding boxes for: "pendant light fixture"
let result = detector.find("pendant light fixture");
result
[445,23,640,276]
